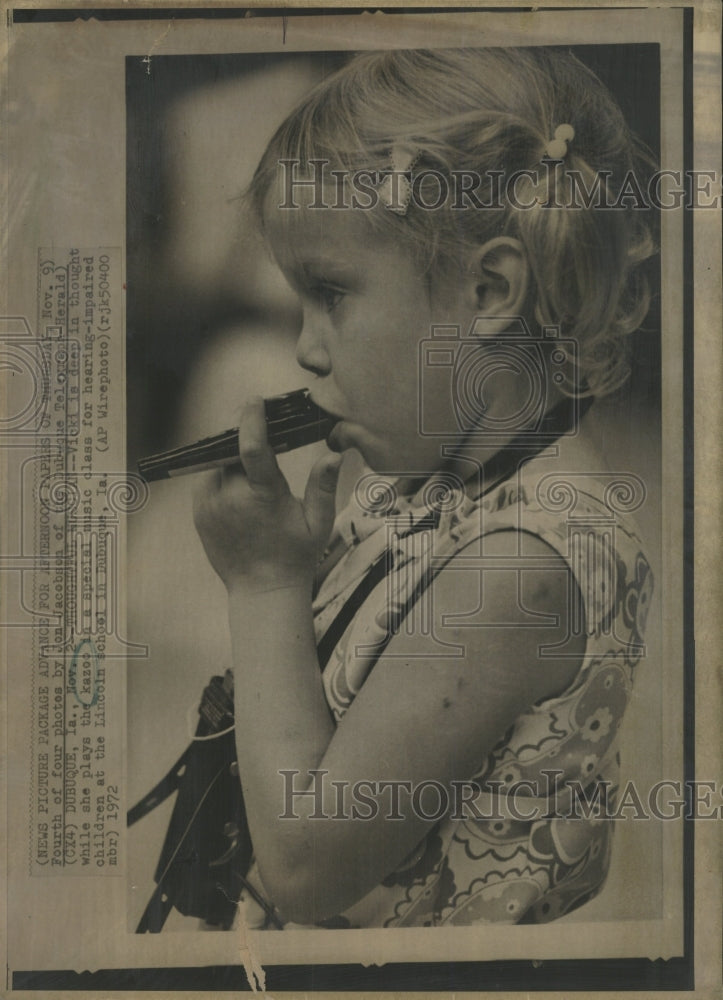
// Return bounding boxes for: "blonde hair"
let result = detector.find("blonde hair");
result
[249,48,656,397]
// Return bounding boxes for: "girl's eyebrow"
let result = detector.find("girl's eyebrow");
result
[300,257,358,279]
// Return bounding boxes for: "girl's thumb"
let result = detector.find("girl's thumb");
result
[304,453,343,544]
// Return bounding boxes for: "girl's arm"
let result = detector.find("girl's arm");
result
[194,400,583,924]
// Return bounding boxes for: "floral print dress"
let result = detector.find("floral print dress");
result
[241,451,654,928]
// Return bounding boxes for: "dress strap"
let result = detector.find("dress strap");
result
[316,509,441,669]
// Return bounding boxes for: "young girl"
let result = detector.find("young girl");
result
[192,47,655,929]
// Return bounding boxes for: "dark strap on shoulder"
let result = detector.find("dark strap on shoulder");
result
[316,551,388,670]
[316,510,440,670]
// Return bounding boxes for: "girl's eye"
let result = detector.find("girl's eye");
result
[313,283,345,313]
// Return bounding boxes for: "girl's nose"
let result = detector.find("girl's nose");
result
[295,317,331,376]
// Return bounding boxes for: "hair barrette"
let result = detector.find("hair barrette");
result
[544,124,575,160]
[378,142,421,215]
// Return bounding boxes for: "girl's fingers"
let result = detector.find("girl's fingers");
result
[192,469,222,527]
[237,396,284,492]
[303,453,343,545]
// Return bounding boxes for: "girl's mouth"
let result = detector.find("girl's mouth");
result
[309,397,380,459]
[308,394,347,449]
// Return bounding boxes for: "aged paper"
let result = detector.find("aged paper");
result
[0,1,720,996]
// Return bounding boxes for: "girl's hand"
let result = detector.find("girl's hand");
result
[193,397,342,595]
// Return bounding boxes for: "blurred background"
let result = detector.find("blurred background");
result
[126,46,664,932]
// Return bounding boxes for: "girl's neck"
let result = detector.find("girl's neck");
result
[393,393,592,502]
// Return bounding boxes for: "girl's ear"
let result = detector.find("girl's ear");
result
[465,237,529,319]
